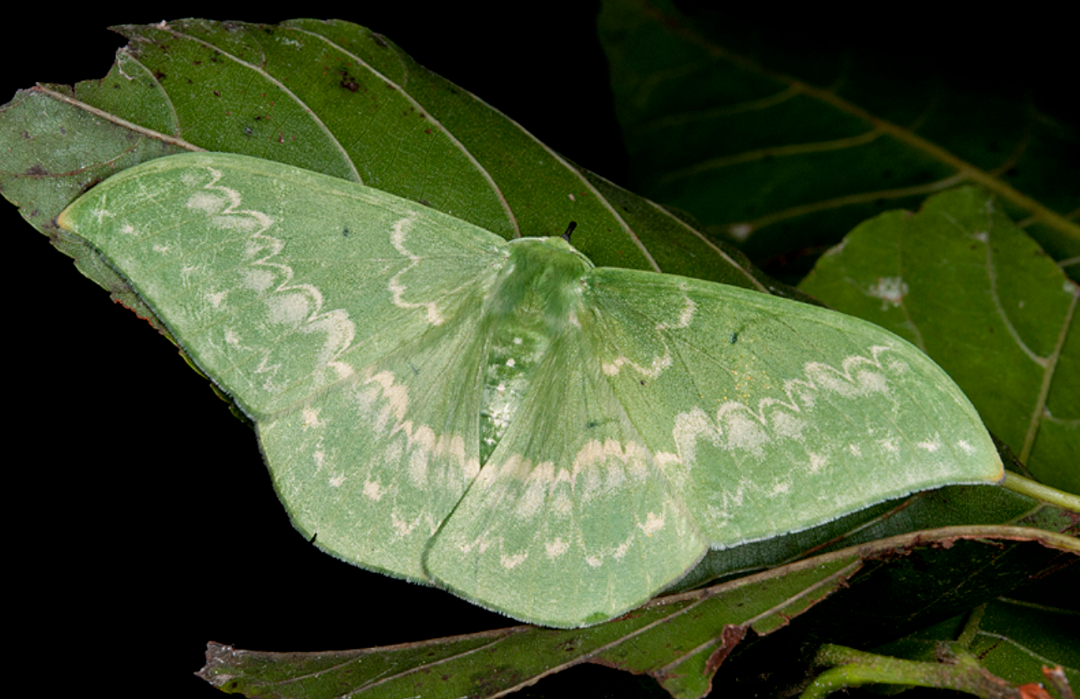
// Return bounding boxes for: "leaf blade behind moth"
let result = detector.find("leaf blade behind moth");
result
[58,152,1004,628]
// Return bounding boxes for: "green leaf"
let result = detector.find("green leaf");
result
[0,15,786,314]
[195,528,1077,699]
[874,595,1080,693]
[597,0,1080,282]
[799,187,1079,494]
[965,599,1079,690]
[196,553,862,699]
[56,151,1002,627]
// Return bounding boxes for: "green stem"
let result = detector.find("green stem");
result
[957,603,988,647]
[1003,472,1080,513]
[800,644,1022,699]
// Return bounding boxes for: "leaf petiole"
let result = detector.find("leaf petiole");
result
[1003,473,1080,513]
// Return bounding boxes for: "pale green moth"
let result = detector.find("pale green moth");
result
[57,152,1003,628]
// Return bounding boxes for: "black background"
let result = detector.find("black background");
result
[3,3,1074,697]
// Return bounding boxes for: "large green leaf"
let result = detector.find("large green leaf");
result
[597,0,1080,282]
[196,528,1077,699]
[0,15,786,309]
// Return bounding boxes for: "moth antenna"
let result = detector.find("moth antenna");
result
[562,221,577,242]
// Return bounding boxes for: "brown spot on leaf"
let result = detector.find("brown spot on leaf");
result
[705,625,747,675]
[339,70,361,92]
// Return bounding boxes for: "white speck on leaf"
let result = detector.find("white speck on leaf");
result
[867,276,909,309]
[729,223,752,241]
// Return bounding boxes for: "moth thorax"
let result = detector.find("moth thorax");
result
[494,237,592,334]
[477,237,592,463]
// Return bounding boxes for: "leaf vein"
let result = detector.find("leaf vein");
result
[34,85,203,153]
[161,25,361,183]
[289,26,522,238]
